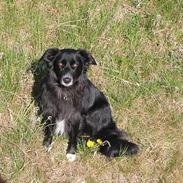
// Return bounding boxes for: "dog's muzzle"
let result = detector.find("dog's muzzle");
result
[61,74,73,87]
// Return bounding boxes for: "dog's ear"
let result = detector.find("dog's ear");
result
[77,49,97,65]
[40,48,60,67]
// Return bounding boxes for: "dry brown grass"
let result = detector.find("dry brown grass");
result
[0,0,183,182]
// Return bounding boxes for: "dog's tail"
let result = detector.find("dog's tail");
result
[97,123,139,157]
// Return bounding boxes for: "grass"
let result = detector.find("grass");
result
[0,0,183,182]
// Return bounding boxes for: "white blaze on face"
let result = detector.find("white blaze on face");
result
[55,119,65,135]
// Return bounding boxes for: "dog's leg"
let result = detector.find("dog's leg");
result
[66,128,78,162]
[43,116,54,151]
[66,115,82,162]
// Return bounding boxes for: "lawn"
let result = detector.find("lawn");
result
[0,0,183,182]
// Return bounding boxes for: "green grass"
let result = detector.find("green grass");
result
[0,0,183,182]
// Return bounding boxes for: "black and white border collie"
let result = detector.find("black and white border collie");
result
[38,48,139,161]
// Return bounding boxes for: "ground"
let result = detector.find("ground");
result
[0,0,183,182]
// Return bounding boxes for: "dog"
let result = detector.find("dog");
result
[38,48,139,161]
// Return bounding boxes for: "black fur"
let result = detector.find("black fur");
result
[38,48,139,158]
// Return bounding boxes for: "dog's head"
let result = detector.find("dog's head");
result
[40,48,97,87]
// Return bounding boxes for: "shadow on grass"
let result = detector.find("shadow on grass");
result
[30,58,48,117]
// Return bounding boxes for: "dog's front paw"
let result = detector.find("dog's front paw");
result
[44,142,54,153]
[66,153,76,162]
[43,137,53,148]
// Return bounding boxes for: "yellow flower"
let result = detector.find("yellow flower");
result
[87,140,95,148]
[97,139,103,145]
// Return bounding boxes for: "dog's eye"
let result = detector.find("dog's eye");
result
[59,63,65,69]
[72,63,78,69]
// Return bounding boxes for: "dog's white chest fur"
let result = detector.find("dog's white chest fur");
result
[55,119,65,135]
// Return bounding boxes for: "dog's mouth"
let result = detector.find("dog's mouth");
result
[61,74,73,87]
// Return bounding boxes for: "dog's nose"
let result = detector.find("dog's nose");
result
[63,77,71,84]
